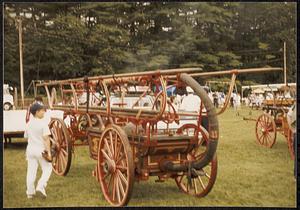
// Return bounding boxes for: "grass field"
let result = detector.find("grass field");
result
[3,107,296,207]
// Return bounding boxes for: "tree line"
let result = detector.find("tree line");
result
[4,2,296,89]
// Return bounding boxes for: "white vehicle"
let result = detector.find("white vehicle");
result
[3,84,14,111]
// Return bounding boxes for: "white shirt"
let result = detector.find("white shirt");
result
[287,103,296,133]
[180,94,201,112]
[24,117,51,155]
[232,93,237,105]
[173,95,183,111]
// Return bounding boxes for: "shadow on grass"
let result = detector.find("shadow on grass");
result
[131,180,179,199]
[4,141,27,150]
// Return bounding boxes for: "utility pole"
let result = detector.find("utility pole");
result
[17,17,25,108]
[283,41,287,85]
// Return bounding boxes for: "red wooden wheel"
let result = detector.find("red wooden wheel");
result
[49,118,72,176]
[255,113,277,148]
[97,124,134,206]
[287,129,295,160]
[175,124,217,197]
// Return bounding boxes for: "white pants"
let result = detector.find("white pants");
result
[26,148,52,195]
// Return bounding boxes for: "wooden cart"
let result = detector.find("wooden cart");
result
[35,67,282,206]
[254,96,295,159]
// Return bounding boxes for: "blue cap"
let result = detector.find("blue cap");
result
[30,102,46,115]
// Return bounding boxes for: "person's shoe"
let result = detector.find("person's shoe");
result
[36,187,47,198]
[27,194,34,199]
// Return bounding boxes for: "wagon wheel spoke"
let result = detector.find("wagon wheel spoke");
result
[197,176,205,190]
[117,169,128,186]
[60,152,67,166]
[60,148,68,156]
[264,132,271,146]
[116,165,127,171]
[103,138,113,158]
[116,153,125,165]
[55,123,63,143]
[116,175,121,203]
[204,172,211,179]
[109,131,115,157]
[178,174,184,184]
[258,133,264,144]
[193,179,198,194]
[107,174,113,189]
[258,121,264,129]
[53,155,59,169]
[49,137,56,144]
[51,127,59,142]
[114,140,121,160]
[263,115,269,126]
[114,133,118,158]
[261,135,266,146]
[117,174,125,198]
[266,123,273,131]
[112,174,116,202]
[186,177,189,193]
[57,154,62,173]
[101,149,114,165]
[59,154,65,173]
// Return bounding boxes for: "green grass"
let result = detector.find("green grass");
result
[3,107,296,207]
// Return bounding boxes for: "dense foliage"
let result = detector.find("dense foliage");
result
[4,2,296,89]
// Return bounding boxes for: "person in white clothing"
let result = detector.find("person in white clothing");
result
[287,102,296,178]
[180,86,201,112]
[24,102,52,199]
[234,93,241,116]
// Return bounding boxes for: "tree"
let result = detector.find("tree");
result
[3,2,296,88]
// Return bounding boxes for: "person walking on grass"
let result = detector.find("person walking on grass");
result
[287,102,296,179]
[234,93,241,116]
[24,102,53,199]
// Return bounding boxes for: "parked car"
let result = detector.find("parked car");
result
[3,84,14,111]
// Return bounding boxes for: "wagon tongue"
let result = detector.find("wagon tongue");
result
[160,73,219,173]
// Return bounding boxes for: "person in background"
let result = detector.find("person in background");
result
[180,86,201,112]
[231,92,237,108]
[26,96,44,123]
[213,92,218,108]
[266,91,273,100]
[259,93,264,105]
[24,102,53,199]
[287,102,296,179]
[234,93,241,116]
[174,86,187,111]
[208,91,214,103]
[218,92,223,107]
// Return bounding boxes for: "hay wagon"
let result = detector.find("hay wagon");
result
[35,67,282,206]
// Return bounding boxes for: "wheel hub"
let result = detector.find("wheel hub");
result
[104,160,116,173]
